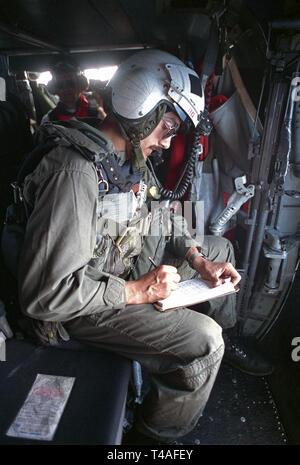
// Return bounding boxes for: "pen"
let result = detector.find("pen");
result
[148,256,158,268]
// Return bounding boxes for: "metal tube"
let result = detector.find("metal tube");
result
[0,22,66,53]
[271,20,300,30]
[241,204,269,323]
[242,207,258,270]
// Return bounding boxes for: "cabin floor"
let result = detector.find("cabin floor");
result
[169,363,287,446]
[125,362,287,446]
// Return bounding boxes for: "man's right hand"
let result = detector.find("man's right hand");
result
[125,265,180,305]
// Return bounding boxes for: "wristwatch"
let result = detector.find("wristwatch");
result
[187,249,206,269]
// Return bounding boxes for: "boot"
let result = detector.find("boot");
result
[222,331,274,376]
[122,425,178,445]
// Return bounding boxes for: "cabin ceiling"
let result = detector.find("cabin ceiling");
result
[0,0,297,72]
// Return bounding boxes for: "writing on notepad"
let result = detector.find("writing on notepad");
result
[155,278,238,312]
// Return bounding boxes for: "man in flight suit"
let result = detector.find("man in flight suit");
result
[41,59,101,123]
[18,50,263,444]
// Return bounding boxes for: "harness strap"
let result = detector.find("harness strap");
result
[51,121,142,195]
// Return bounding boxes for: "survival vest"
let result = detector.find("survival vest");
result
[47,94,98,121]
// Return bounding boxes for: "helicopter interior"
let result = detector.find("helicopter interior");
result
[0,0,299,446]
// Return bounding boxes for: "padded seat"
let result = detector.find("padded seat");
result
[0,338,131,445]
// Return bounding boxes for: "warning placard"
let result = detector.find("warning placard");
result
[7,374,75,441]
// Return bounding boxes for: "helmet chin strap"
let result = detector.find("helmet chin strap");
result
[117,126,148,173]
[131,142,147,173]
[123,136,147,173]
[117,103,168,174]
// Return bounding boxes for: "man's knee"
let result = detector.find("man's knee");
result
[197,313,224,357]
[181,310,224,361]
[203,235,235,264]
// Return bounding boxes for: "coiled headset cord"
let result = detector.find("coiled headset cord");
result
[147,111,212,200]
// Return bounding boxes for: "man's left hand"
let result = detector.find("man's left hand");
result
[193,256,241,287]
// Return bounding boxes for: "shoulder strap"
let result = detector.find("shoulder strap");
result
[39,120,109,166]
[49,120,141,194]
[17,137,59,183]
[12,118,141,213]
[200,17,219,89]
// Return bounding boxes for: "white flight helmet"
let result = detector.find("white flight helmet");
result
[108,49,205,142]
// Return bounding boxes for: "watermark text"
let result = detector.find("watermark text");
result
[291,77,300,102]
[291,337,300,362]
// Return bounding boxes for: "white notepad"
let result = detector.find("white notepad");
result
[155,278,238,312]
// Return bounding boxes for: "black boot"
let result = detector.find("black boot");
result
[222,331,274,376]
[122,425,177,445]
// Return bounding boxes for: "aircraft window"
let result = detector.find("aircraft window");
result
[36,66,118,87]
[36,71,52,85]
[84,66,118,81]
